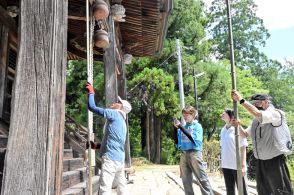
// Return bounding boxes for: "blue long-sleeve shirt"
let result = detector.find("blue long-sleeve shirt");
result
[177,120,203,151]
[88,94,127,162]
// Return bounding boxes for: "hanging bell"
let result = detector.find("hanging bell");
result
[94,29,109,48]
[92,0,109,21]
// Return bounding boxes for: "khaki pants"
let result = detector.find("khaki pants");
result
[180,150,214,195]
[98,157,128,195]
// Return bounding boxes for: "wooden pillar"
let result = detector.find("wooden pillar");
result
[1,0,68,194]
[104,16,117,107]
[117,58,131,168]
[0,26,9,119]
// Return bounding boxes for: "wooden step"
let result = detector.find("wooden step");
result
[0,136,8,148]
[64,142,72,149]
[64,149,74,160]
[0,121,9,136]
[63,158,84,172]
[62,167,87,190]
[62,175,100,195]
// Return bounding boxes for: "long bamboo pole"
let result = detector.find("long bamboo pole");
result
[86,0,93,194]
[225,0,243,194]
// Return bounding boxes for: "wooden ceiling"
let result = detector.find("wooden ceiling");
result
[1,0,172,61]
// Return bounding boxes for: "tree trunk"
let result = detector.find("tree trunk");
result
[144,109,150,160]
[150,108,156,162]
[1,1,67,194]
[154,116,161,164]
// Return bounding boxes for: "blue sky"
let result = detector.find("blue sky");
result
[261,27,294,61]
[254,0,294,62]
[204,0,294,63]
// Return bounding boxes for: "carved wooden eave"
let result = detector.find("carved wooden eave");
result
[120,0,173,57]
[1,0,172,61]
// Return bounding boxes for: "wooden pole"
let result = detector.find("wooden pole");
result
[86,0,93,194]
[225,0,243,194]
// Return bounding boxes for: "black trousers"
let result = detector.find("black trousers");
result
[222,168,248,195]
[256,155,293,195]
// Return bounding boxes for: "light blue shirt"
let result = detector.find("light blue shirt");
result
[88,94,127,162]
[177,120,203,151]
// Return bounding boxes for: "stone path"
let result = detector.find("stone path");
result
[111,165,257,195]
[126,165,198,195]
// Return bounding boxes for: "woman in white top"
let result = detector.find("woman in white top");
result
[220,109,248,195]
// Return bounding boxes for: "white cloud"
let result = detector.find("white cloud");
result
[271,56,294,64]
[203,0,294,30]
[254,0,294,30]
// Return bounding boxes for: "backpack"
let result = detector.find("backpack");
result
[272,109,292,155]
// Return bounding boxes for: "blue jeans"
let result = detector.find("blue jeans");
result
[180,150,214,195]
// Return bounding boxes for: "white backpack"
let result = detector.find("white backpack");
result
[272,109,293,155]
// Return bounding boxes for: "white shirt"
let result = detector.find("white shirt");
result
[246,105,281,136]
[220,125,248,169]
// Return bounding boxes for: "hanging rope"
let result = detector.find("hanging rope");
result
[86,0,94,194]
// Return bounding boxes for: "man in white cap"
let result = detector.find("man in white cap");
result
[86,82,132,195]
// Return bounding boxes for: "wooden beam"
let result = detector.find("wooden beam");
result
[104,16,117,107]
[68,15,86,21]
[0,25,9,119]
[0,5,17,33]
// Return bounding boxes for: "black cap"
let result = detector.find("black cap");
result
[250,94,270,103]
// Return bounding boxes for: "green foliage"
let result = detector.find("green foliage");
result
[161,137,181,165]
[287,156,294,185]
[190,60,266,138]
[167,0,210,60]
[128,113,143,157]
[207,0,270,68]
[203,139,221,172]
[66,60,105,137]
[128,67,179,116]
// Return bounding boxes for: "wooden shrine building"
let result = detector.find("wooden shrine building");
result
[0,0,172,194]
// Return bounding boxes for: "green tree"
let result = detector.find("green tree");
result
[66,60,105,138]
[193,60,267,139]
[167,0,209,61]
[207,0,270,68]
[128,67,179,162]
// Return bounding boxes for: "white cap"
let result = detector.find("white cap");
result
[118,96,132,114]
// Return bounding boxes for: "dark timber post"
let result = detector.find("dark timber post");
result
[104,15,117,106]
[1,0,68,194]
[0,25,9,118]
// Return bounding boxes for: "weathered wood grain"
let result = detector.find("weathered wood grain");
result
[1,0,68,194]
[103,16,117,107]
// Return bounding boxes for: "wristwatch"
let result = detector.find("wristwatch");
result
[239,99,245,104]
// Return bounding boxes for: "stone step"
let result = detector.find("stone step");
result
[63,158,84,172]
[62,175,100,195]
[62,167,87,190]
